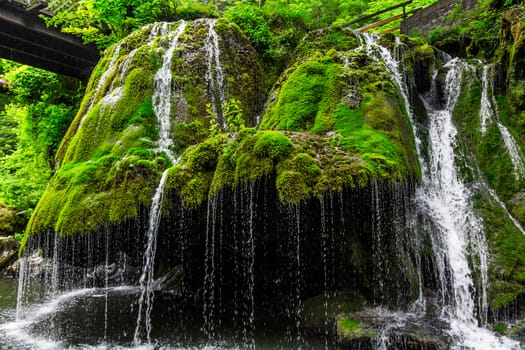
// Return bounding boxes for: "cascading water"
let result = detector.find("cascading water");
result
[133,20,186,345]
[133,169,170,345]
[202,19,227,130]
[362,32,520,349]
[479,64,525,181]
[151,21,186,163]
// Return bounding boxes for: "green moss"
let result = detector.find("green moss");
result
[253,131,294,160]
[493,323,509,335]
[337,316,373,339]
[172,120,209,153]
[260,58,340,133]
[414,44,435,61]
[276,171,309,204]
[28,21,419,240]
[333,101,405,179]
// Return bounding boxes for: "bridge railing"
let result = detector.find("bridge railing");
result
[6,0,78,16]
[342,0,418,34]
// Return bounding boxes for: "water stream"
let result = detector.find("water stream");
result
[202,19,226,130]
[133,20,187,345]
[362,33,520,349]
[480,64,525,180]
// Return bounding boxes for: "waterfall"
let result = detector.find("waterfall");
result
[203,195,219,340]
[422,59,480,324]
[480,65,493,135]
[244,182,256,350]
[479,65,525,181]
[133,20,186,345]
[152,21,186,164]
[202,18,227,130]
[292,204,303,348]
[361,33,519,349]
[133,169,169,345]
[15,257,27,320]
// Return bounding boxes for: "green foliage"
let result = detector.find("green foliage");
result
[0,63,82,223]
[224,98,246,132]
[0,102,18,159]
[45,0,218,49]
[225,3,272,53]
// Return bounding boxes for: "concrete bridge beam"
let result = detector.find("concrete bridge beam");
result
[0,1,99,80]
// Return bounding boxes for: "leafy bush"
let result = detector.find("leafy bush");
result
[0,62,82,220]
[225,2,273,53]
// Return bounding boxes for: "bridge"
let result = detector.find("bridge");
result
[0,0,99,80]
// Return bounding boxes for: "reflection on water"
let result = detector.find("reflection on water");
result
[0,278,330,350]
[0,278,17,320]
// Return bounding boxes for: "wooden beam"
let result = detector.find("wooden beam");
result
[378,25,401,35]
[357,14,405,32]
[342,0,412,27]
[0,2,99,80]
[25,0,46,15]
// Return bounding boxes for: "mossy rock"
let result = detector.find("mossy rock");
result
[302,291,365,334]
[26,19,265,239]
[27,24,420,241]
[336,316,374,341]
[0,236,19,271]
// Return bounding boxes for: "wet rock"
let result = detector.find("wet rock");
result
[157,265,185,296]
[0,236,20,277]
[87,258,139,287]
[336,309,450,350]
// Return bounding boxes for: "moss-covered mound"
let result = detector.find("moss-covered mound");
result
[165,28,419,208]
[27,18,265,238]
[27,24,418,242]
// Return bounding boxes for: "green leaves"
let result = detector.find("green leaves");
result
[0,61,82,221]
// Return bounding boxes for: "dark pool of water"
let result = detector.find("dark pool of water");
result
[0,278,332,350]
